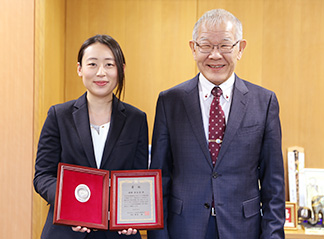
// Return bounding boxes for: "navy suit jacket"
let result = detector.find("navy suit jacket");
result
[148,74,285,239]
[34,93,148,239]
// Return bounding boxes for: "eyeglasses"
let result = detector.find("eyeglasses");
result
[194,40,241,54]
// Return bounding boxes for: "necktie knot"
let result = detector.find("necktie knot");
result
[211,87,223,98]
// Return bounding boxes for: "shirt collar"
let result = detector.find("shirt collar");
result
[198,73,235,102]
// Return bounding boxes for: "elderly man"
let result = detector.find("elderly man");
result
[148,9,285,239]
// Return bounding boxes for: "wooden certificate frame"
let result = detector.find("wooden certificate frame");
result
[109,169,163,230]
[53,163,110,230]
[284,202,298,230]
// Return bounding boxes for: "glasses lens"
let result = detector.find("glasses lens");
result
[198,44,212,53]
[219,44,233,53]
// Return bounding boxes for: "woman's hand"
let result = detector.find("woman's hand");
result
[72,226,137,235]
[72,226,91,233]
[118,228,138,235]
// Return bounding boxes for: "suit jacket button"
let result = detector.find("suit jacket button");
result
[212,172,219,179]
[204,203,210,209]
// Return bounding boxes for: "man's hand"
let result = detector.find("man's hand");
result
[118,228,138,235]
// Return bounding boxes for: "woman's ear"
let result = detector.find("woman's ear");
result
[77,62,82,77]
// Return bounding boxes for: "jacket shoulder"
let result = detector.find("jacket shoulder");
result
[119,101,147,117]
[45,94,87,121]
[240,78,275,96]
[159,76,198,98]
[48,99,78,117]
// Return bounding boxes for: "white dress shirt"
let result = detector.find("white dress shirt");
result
[198,73,235,142]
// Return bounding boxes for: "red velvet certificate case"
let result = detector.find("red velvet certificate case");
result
[53,163,109,230]
[53,163,163,231]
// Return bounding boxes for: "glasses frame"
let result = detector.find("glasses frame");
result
[194,40,241,54]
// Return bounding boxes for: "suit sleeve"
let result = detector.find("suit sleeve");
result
[148,93,172,239]
[259,93,285,239]
[33,106,61,205]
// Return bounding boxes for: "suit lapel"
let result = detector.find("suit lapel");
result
[100,96,126,168]
[73,93,97,168]
[183,76,212,168]
[215,75,249,168]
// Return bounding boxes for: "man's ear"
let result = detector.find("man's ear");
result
[77,62,82,77]
[189,40,197,60]
[237,39,247,61]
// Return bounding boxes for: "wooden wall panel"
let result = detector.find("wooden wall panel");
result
[263,0,324,170]
[263,0,324,199]
[122,0,197,133]
[0,0,34,238]
[65,0,197,137]
[65,0,128,103]
[33,0,66,238]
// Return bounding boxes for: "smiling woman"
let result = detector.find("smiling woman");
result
[77,42,119,125]
[77,35,126,100]
[78,42,119,99]
[33,34,149,239]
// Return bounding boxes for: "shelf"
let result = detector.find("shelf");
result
[285,228,324,239]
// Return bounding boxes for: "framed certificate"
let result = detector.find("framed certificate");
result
[109,169,163,230]
[284,202,298,230]
[54,163,110,230]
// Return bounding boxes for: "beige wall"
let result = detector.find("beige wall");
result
[33,1,66,238]
[64,0,198,135]
[0,0,34,238]
[1,0,324,238]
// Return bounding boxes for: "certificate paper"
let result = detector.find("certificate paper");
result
[110,170,163,230]
[118,177,155,223]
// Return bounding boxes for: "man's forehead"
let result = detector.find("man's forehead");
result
[198,35,232,41]
[200,20,235,33]
[197,27,235,42]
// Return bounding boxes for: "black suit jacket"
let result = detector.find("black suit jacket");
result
[34,93,148,239]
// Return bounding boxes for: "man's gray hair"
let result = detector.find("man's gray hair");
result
[192,9,243,41]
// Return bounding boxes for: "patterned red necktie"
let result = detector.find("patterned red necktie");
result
[208,87,226,166]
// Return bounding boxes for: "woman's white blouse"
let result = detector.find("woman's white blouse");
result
[90,122,110,168]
